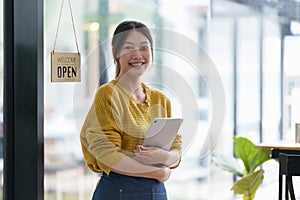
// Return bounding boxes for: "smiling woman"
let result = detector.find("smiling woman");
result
[116,30,152,81]
[112,21,154,80]
[80,20,182,200]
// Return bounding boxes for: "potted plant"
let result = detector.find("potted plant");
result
[211,136,274,200]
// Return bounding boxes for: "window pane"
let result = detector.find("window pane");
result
[283,35,300,141]
[262,19,281,142]
[210,17,235,199]
[237,17,260,142]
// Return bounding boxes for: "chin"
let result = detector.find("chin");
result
[130,71,146,78]
[130,66,148,75]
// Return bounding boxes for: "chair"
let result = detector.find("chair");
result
[279,153,300,200]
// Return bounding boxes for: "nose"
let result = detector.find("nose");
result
[131,48,142,59]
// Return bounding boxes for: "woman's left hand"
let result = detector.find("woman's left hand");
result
[134,145,168,165]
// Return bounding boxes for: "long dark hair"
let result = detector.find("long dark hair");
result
[112,20,153,78]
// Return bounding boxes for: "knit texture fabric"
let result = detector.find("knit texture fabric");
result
[80,80,182,174]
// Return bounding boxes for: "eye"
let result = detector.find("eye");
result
[140,46,149,51]
[123,46,133,50]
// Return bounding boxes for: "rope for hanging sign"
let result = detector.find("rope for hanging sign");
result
[53,0,80,54]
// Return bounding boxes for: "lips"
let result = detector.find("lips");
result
[129,62,145,67]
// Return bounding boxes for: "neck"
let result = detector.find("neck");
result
[115,75,142,93]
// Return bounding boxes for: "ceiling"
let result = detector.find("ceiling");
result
[227,0,300,23]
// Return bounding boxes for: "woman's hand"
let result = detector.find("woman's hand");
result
[134,145,181,168]
[156,167,172,182]
[134,145,168,165]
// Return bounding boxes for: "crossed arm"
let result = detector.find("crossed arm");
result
[83,125,181,182]
[111,146,181,182]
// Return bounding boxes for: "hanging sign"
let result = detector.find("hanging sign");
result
[51,0,81,82]
[51,51,81,82]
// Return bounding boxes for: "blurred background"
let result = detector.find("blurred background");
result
[1,0,300,199]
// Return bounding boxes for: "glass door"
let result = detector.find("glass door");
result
[44,0,100,199]
[44,0,211,199]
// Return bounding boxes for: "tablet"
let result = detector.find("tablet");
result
[143,118,183,151]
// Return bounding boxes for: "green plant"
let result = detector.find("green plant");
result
[211,136,273,200]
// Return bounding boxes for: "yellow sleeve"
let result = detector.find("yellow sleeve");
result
[165,97,182,153]
[170,134,182,153]
[80,87,125,175]
[166,97,182,169]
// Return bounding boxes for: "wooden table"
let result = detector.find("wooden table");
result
[255,142,300,158]
[255,142,300,150]
[255,142,300,200]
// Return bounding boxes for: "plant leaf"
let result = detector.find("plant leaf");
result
[233,137,272,174]
[233,137,255,174]
[250,148,272,173]
[231,169,264,200]
[211,153,245,177]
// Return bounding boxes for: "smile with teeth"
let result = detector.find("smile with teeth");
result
[130,62,145,67]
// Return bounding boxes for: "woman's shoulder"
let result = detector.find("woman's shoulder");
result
[95,80,118,96]
[92,81,118,103]
[94,80,129,103]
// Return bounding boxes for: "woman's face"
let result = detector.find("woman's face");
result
[117,30,152,78]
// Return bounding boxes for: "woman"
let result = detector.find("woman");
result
[80,20,182,200]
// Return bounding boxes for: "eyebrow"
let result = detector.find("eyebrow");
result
[124,41,149,45]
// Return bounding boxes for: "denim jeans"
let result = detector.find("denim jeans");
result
[92,172,167,200]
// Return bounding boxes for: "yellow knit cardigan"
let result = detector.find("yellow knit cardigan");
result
[80,80,182,175]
